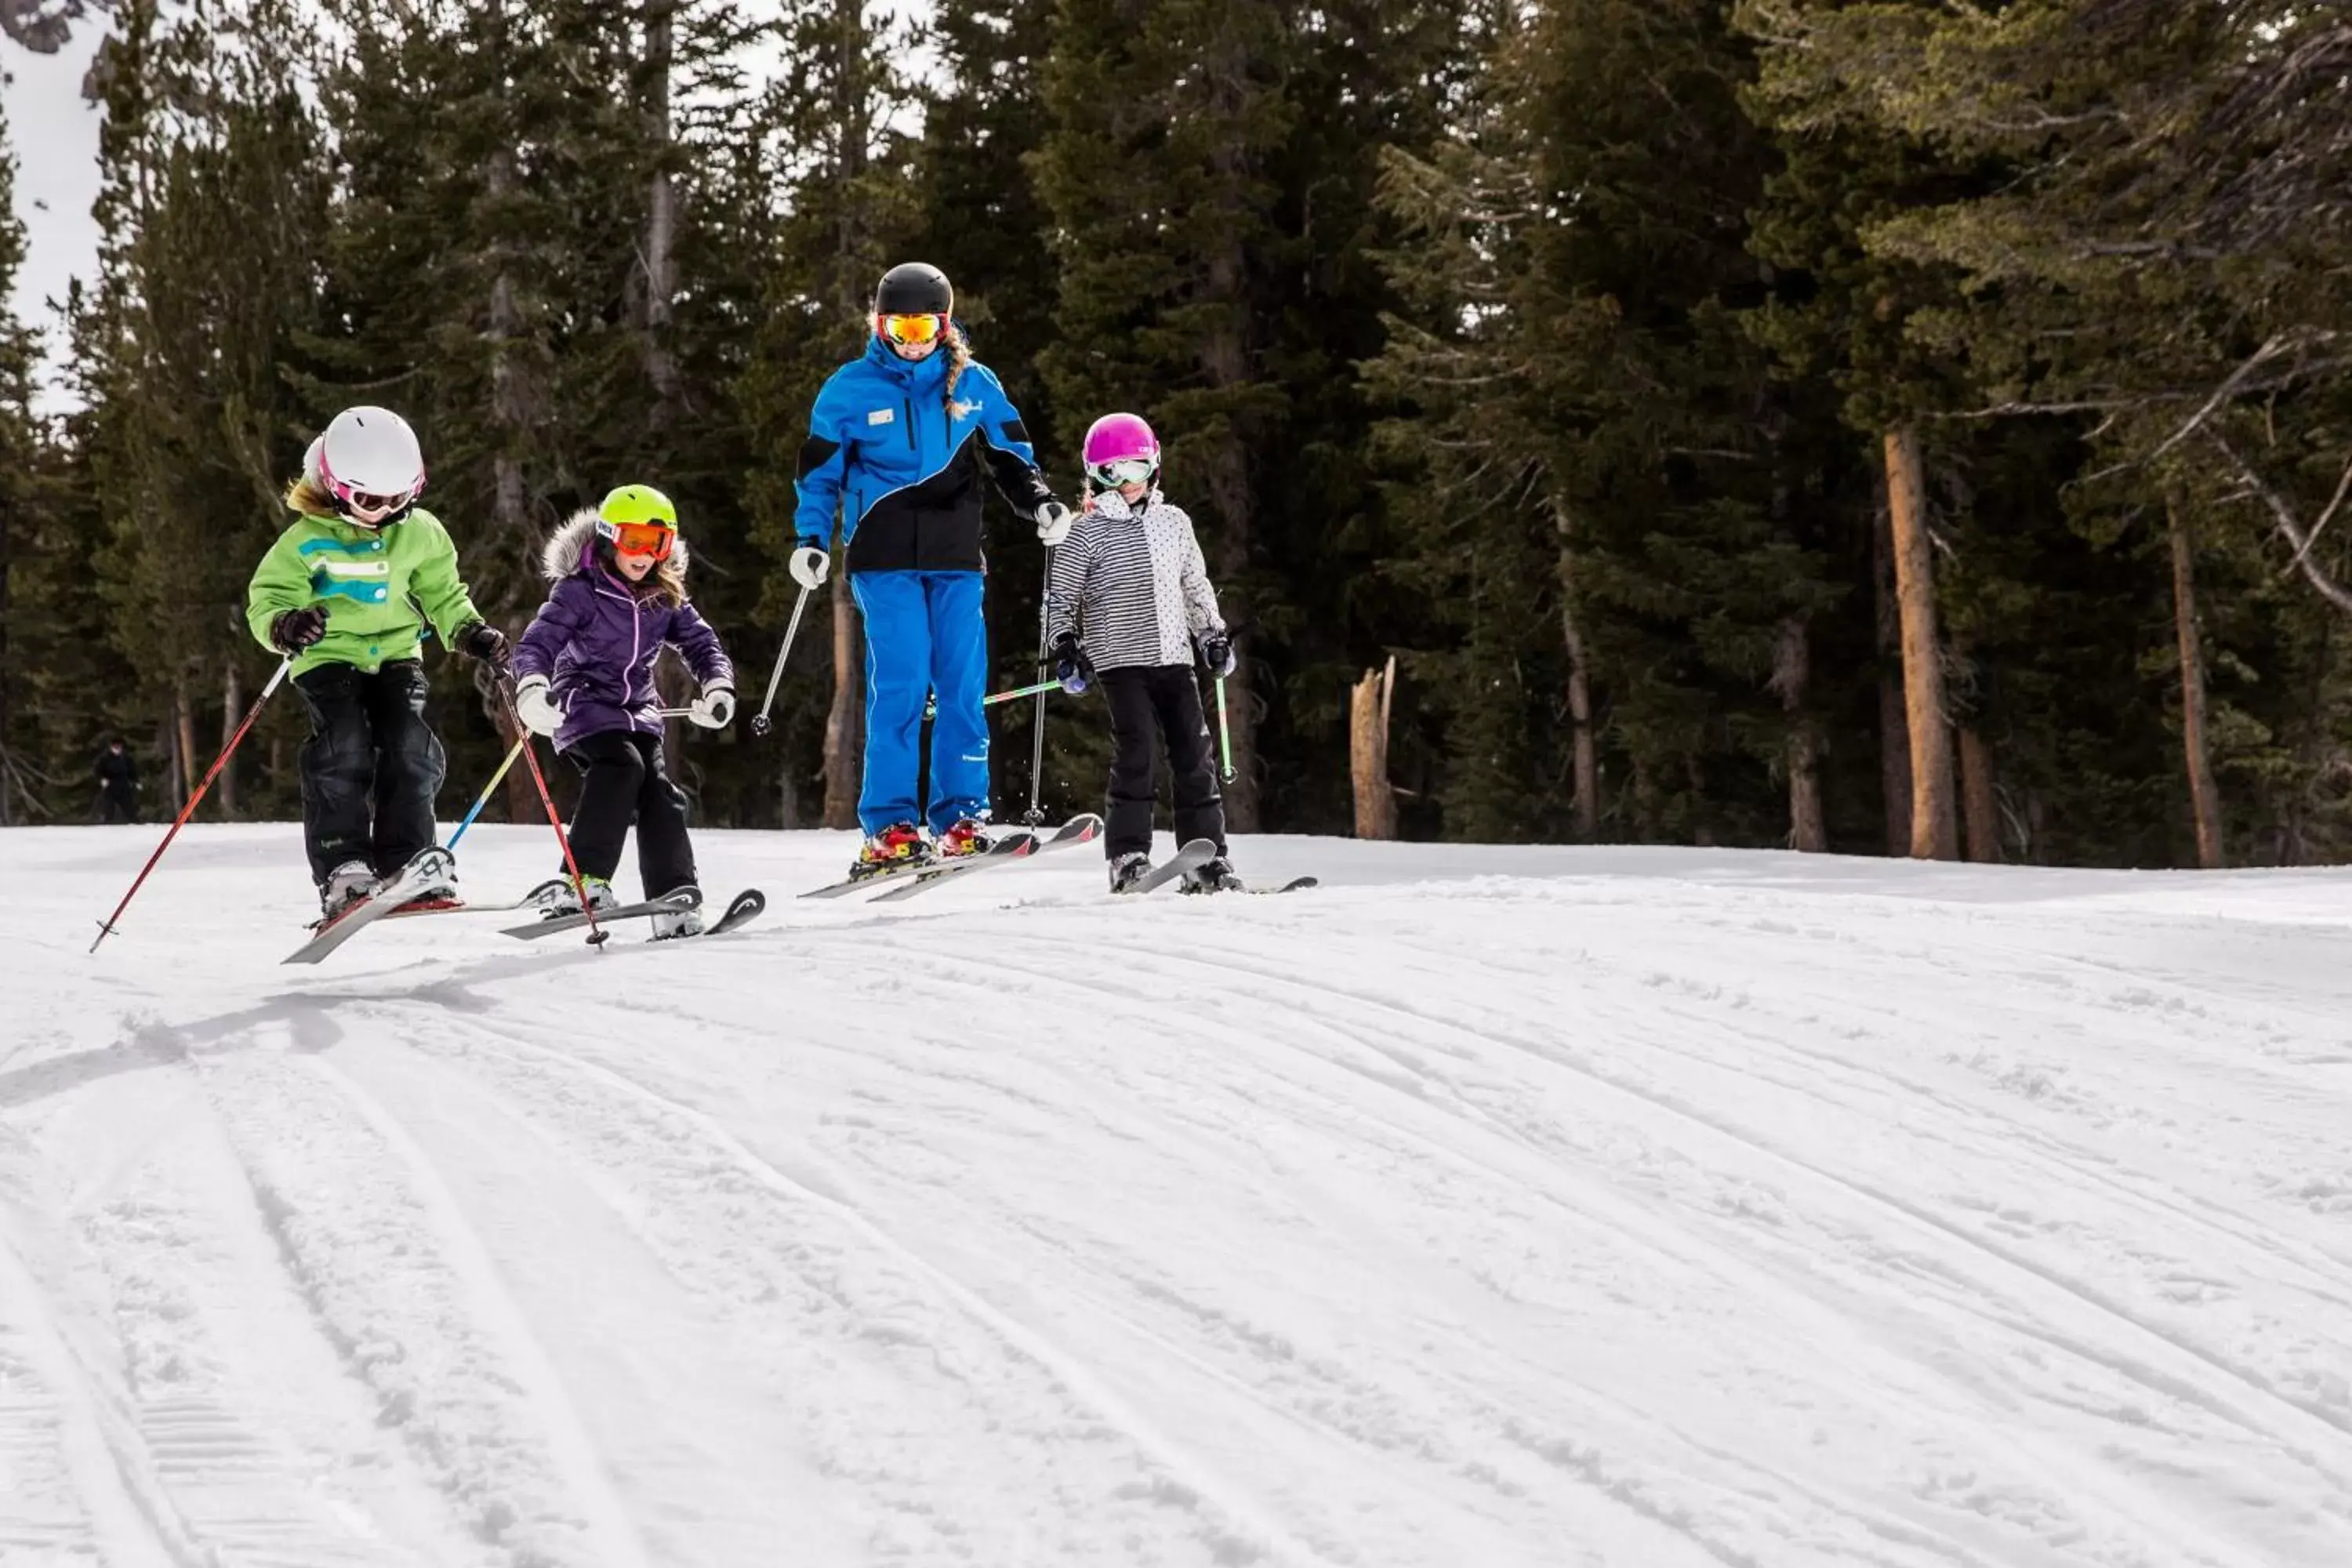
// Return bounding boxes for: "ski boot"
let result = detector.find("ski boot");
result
[648,896,706,942]
[394,855,463,913]
[319,860,378,922]
[1108,851,1151,895]
[935,817,993,859]
[532,875,618,921]
[1181,855,1246,895]
[851,822,931,881]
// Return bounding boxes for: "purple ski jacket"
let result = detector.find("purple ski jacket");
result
[511,511,734,752]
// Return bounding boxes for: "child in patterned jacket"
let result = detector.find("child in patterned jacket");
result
[1047,412,1243,894]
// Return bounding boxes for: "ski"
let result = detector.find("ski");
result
[379,877,571,921]
[797,845,979,900]
[499,885,700,941]
[1116,837,1218,897]
[869,815,1102,903]
[654,888,766,941]
[282,847,457,966]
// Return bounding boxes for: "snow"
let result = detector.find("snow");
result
[4,821,2351,1567]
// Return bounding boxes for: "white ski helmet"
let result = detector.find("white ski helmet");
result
[307,405,426,525]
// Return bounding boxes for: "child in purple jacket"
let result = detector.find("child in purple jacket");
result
[510,485,735,937]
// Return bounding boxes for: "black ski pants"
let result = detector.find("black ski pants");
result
[294,659,445,886]
[564,728,697,897]
[1099,664,1225,859]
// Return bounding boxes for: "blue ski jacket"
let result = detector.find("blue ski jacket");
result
[792,336,1058,575]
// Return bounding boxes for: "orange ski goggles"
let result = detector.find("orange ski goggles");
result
[877,312,947,347]
[597,519,676,560]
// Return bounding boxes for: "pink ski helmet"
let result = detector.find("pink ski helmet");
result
[1082,412,1160,487]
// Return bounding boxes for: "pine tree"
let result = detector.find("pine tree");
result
[0,88,42,822]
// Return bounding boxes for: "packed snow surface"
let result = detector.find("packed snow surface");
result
[3,822,2350,1567]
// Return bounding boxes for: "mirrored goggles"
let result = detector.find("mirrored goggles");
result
[334,485,416,524]
[1089,457,1158,488]
[877,312,946,347]
[597,519,676,559]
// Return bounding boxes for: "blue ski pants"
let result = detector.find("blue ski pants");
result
[851,569,990,835]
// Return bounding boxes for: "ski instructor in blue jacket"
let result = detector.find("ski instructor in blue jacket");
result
[791,261,1073,881]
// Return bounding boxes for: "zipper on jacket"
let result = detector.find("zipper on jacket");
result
[903,397,916,453]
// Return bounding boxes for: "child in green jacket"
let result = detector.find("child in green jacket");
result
[246,405,507,919]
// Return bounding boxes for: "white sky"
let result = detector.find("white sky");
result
[2,20,109,412]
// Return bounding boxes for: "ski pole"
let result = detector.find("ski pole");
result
[1025,549,1053,826]
[501,684,608,949]
[1214,673,1235,784]
[446,734,528,852]
[749,579,815,738]
[985,678,1059,707]
[92,656,292,952]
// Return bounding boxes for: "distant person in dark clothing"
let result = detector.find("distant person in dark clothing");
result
[96,739,140,824]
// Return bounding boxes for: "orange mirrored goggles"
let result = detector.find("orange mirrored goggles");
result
[877,312,947,347]
[597,519,676,559]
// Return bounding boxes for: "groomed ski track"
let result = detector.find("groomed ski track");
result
[5,822,2350,1568]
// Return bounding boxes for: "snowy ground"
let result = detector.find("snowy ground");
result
[3,822,2350,1568]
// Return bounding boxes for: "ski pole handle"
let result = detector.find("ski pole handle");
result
[750,580,815,739]
[1214,674,1235,784]
[447,734,528,851]
[92,656,292,951]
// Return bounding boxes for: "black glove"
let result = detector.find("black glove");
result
[454,620,508,664]
[270,607,327,653]
[1199,631,1236,678]
[1051,633,1094,695]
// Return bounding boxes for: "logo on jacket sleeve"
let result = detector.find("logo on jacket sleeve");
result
[867,408,895,426]
[949,398,982,422]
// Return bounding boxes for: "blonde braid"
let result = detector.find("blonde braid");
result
[941,321,971,416]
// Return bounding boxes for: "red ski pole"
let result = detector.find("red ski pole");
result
[92,656,293,952]
[502,684,608,949]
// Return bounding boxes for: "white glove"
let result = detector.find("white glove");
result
[1035,500,1073,547]
[789,545,830,590]
[688,683,736,730]
[514,675,561,737]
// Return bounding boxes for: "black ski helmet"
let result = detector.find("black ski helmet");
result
[874,262,953,318]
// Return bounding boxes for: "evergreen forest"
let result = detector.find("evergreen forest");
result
[2,0,2348,871]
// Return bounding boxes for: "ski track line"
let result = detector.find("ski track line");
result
[1147,934,2352,1465]
[292,1046,659,1568]
[405,1004,1371,1568]
[67,1091,474,1568]
[655,931,2072,1568]
[436,1008,1827,1568]
[0,1177,197,1568]
[880,932,2183,1568]
[171,1026,654,1568]
[1008,926,2352,1562]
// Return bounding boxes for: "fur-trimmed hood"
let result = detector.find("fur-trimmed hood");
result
[542,507,692,582]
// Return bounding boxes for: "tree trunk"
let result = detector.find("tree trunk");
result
[175,684,198,815]
[1190,30,1264,831]
[821,0,869,834]
[2168,498,2226,869]
[1549,497,1599,838]
[1958,726,2001,862]
[822,566,862,829]
[219,657,241,819]
[1882,427,1957,859]
[1773,618,1827,851]
[643,0,683,418]
[485,93,540,829]
[1873,499,1911,856]
[1350,656,1398,840]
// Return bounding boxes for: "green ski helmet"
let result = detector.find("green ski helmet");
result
[596,484,677,560]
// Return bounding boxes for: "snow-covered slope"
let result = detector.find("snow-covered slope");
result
[3,823,2350,1567]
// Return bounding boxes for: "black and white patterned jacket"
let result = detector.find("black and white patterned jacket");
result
[1046,489,1226,672]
